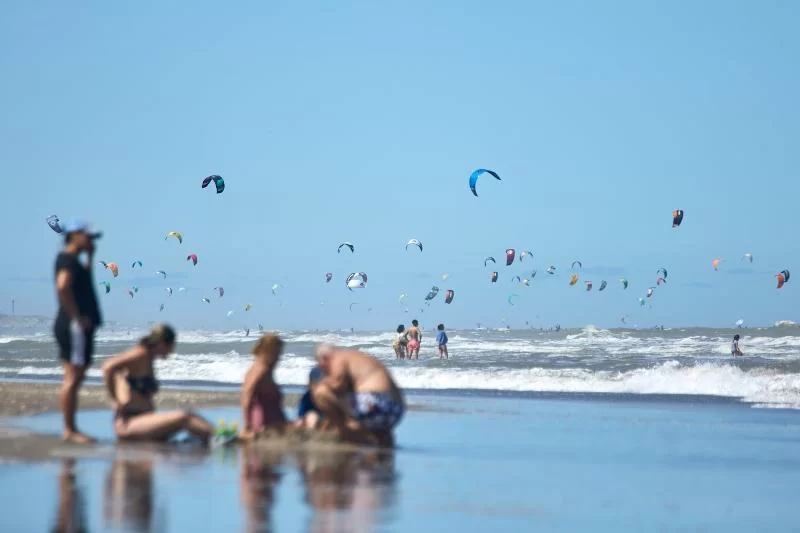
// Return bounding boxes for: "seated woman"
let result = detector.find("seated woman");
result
[240,333,288,440]
[102,324,214,444]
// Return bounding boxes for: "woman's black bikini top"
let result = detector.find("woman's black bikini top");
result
[127,375,159,396]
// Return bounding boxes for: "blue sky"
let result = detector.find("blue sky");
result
[1,0,798,330]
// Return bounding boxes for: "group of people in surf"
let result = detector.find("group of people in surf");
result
[53,222,404,447]
[393,320,449,360]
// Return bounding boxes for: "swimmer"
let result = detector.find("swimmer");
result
[392,324,407,359]
[731,334,743,357]
[436,324,449,359]
[406,320,421,359]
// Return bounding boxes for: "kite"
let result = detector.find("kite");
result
[530,270,537,279]
[442,273,450,281]
[165,231,183,244]
[349,303,359,312]
[399,293,407,304]
[585,281,593,291]
[156,270,167,279]
[445,289,454,304]
[485,257,496,267]
[425,286,440,301]
[776,269,790,289]
[712,258,721,271]
[245,304,252,312]
[672,209,684,227]
[507,293,519,306]
[546,266,556,275]
[178,287,186,293]
[186,254,198,266]
[127,289,134,298]
[569,274,579,286]
[201,175,225,194]
[106,262,119,277]
[131,260,143,269]
[271,283,281,295]
[520,250,533,262]
[599,280,607,291]
[742,253,753,263]
[639,298,646,307]
[214,286,224,297]
[98,261,108,269]
[647,287,655,298]
[159,304,165,312]
[491,272,499,283]
[571,261,582,271]
[512,276,522,284]
[227,310,234,318]
[468,168,501,197]
[346,272,368,290]
[99,281,111,294]
[506,249,516,266]
[165,287,173,297]
[522,279,530,286]
[657,277,666,286]
[201,298,211,304]
[46,215,63,234]
[325,273,333,283]
[338,242,355,254]
[657,268,668,280]
[405,239,423,252]
[619,278,629,289]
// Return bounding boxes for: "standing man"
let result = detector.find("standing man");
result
[54,220,103,443]
[313,344,405,447]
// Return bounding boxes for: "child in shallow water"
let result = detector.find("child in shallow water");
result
[240,333,287,439]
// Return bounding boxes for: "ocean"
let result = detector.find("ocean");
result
[3,316,800,409]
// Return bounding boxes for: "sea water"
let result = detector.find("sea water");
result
[4,319,800,408]
[2,393,800,531]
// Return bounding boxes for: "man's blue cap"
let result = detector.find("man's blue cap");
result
[62,219,102,239]
[308,366,323,383]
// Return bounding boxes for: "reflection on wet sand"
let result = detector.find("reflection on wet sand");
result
[238,440,398,533]
[240,445,284,533]
[103,456,163,533]
[299,448,397,533]
[53,458,89,533]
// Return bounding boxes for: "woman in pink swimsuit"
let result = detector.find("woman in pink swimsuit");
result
[240,333,287,439]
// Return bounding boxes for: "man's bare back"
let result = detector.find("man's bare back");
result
[328,349,403,403]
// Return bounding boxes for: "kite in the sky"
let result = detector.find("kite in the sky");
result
[776,269,790,289]
[599,280,607,291]
[520,250,533,261]
[742,253,753,263]
[672,209,684,228]
[546,266,556,275]
[99,281,111,294]
[201,175,225,194]
[186,254,198,266]
[469,168,501,197]
[131,260,143,269]
[214,286,224,297]
[346,272,368,290]
[585,280,593,291]
[165,287,173,297]
[647,287,655,298]
[485,257,496,267]
[46,215,63,234]
[338,242,355,253]
[505,248,516,266]
[507,293,519,306]
[569,274,579,286]
[245,304,252,312]
[156,270,167,279]
[445,289,454,304]
[165,231,183,244]
[425,286,440,301]
[201,297,211,304]
[571,260,582,271]
[160,304,165,312]
[271,283,281,295]
[620,278,629,289]
[712,258,721,271]
[657,268,668,280]
[325,273,333,283]
[405,239,423,252]
[491,272,499,283]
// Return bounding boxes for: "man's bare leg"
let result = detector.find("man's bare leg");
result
[60,363,95,444]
